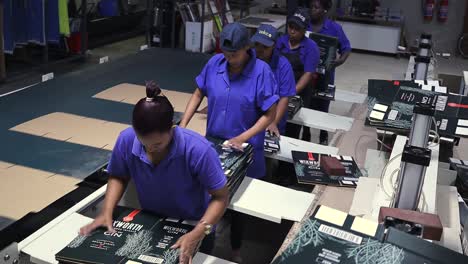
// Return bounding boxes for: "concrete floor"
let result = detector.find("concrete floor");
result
[2,35,468,263]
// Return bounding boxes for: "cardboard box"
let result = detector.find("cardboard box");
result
[185,21,214,53]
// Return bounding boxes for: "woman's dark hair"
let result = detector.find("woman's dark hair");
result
[310,0,332,11]
[132,81,174,136]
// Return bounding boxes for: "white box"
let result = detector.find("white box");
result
[185,21,214,53]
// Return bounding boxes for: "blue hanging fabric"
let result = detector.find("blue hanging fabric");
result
[98,0,119,17]
[13,0,28,45]
[3,0,15,54]
[27,0,46,45]
[46,0,60,43]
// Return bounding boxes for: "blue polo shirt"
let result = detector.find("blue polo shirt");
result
[269,49,296,134]
[275,34,320,74]
[196,49,279,179]
[107,127,227,221]
[308,19,351,83]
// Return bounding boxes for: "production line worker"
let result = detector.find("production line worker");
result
[180,22,279,262]
[251,24,296,137]
[302,0,352,144]
[80,82,229,264]
[275,8,321,142]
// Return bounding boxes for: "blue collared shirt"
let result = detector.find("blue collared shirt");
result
[107,127,227,220]
[269,49,296,134]
[196,49,279,178]
[275,34,320,74]
[308,18,351,83]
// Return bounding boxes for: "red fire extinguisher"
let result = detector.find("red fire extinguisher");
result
[438,0,449,23]
[424,0,435,21]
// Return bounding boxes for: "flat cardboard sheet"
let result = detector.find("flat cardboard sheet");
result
[93,83,208,112]
[10,112,129,149]
[22,213,92,264]
[265,135,338,163]
[229,177,315,223]
[0,165,80,220]
[289,107,354,132]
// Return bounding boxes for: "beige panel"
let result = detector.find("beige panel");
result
[93,83,144,103]
[10,112,129,151]
[11,112,88,137]
[93,83,207,112]
[186,113,207,136]
[0,161,14,169]
[0,165,56,179]
[0,166,79,220]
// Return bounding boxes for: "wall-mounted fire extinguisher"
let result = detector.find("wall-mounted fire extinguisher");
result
[424,0,435,22]
[438,0,449,23]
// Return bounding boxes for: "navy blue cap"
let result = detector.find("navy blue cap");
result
[288,8,310,29]
[220,22,250,52]
[250,24,278,47]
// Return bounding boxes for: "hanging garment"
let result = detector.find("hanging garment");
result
[3,0,15,53]
[13,0,28,45]
[27,0,46,45]
[58,0,70,36]
[46,0,60,43]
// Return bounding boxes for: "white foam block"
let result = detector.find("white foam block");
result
[388,110,399,120]
[370,110,385,120]
[421,85,432,91]
[229,177,315,223]
[373,104,388,112]
[428,80,440,87]
[456,127,468,136]
[435,86,447,94]
[458,119,468,127]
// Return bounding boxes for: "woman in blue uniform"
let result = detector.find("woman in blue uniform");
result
[80,82,229,264]
[251,24,296,137]
[276,8,320,140]
[302,0,352,144]
[180,22,279,262]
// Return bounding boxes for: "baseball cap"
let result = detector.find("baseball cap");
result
[288,8,310,29]
[250,24,278,47]
[220,22,250,52]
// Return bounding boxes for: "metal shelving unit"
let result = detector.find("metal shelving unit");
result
[146,0,237,52]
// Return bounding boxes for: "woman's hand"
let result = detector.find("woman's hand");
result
[171,228,205,264]
[226,136,246,152]
[266,124,280,137]
[79,213,115,236]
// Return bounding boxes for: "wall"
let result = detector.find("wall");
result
[379,0,466,54]
[259,0,466,54]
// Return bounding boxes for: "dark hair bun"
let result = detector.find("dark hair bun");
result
[145,80,162,99]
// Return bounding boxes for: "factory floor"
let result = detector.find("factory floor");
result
[1,35,468,263]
